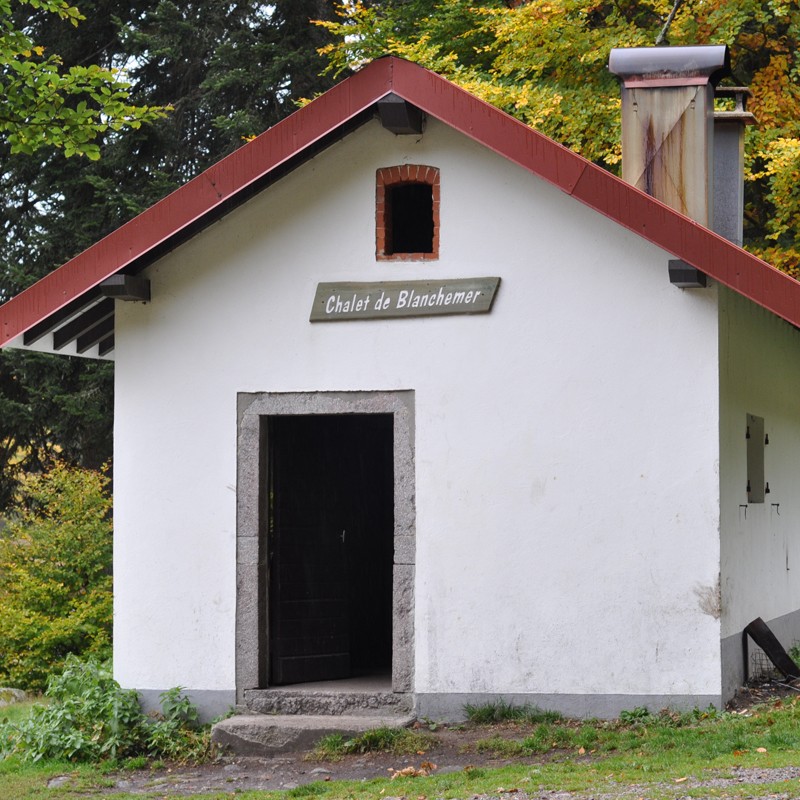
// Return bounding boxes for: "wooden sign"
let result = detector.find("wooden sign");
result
[310,278,500,322]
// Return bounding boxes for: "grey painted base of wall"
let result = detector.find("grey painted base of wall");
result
[722,606,800,702]
[137,689,237,724]
[416,693,722,722]
[138,688,725,724]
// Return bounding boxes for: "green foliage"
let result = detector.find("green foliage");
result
[0,656,210,763]
[2,657,143,761]
[463,765,487,779]
[288,782,330,798]
[0,698,40,726]
[144,686,208,761]
[0,463,112,690]
[617,704,721,727]
[0,0,168,157]
[0,352,113,511]
[618,705,653,725]
[314,732,347,758]
[312,726,433,759]
[0,2,342,512]
[472,702,735,761]
[464,699,562,725]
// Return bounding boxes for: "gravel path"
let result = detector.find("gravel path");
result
[47,747,800,797]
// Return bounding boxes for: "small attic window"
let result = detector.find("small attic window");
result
[376,165,440,261]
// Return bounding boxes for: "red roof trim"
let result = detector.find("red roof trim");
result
[3,56,800,346]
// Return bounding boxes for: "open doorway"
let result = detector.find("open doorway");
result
[267,414,394,685]
[236,390,415,704]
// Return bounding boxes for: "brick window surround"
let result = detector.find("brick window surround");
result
[376,165,440,261]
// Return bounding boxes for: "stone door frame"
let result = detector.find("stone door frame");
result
[235,390,416,704]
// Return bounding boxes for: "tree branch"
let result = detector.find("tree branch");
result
[655,0,684,46]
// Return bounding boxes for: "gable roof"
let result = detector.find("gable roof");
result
[2,56,800,357]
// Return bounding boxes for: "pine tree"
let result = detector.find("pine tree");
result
[0,0,339,507]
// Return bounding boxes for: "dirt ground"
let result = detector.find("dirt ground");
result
[47,677,800,797]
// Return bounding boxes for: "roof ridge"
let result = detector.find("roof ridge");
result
[2,56,799,352]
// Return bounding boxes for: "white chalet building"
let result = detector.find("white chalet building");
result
[2,51,800,725]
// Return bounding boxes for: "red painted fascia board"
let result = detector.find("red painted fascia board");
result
[3,56,800,346]
[0,58,396,346]
[568,159,800,324]
[387,58,800,327]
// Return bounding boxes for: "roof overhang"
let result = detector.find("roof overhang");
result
[3,56,800,358]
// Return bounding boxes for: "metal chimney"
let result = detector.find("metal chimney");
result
[713,88,755,247]
[608,45,731,227]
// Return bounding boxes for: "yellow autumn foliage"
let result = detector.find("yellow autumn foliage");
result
[318,0,800,276]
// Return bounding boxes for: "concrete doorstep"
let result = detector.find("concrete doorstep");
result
[211,713,416,756]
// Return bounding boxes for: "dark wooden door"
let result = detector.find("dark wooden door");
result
[267,414,393,685]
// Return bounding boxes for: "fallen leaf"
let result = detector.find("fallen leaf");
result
[497,789,518,794]
[734,750,748,756]
[674,777,688,783]
[417,750,426,755]
[388,763,437,780]
[389,767,418,780]
[578,747,585,755]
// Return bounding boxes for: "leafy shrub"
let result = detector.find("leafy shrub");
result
[145,686,209,761]
[617,704,721,729]
[618,706,652,725]
[0,463,112,690]
[789,642,800,669]
[0,656,210,763]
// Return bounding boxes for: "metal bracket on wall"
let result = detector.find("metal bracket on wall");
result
[668,259,707,288]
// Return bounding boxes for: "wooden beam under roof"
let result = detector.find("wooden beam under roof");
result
[53,298,114,351]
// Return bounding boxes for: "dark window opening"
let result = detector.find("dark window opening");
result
[388,183,434,254]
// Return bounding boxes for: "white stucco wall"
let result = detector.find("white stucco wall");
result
[113,117,722,707]
[719,288,800,668]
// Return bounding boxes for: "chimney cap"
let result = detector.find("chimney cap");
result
[609,45,731,88]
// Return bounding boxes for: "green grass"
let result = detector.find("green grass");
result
[311,725,434,760]
[0,698,42,726]
[4,698,800,799]
[287,781,330,797]
[464,698,564,725]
